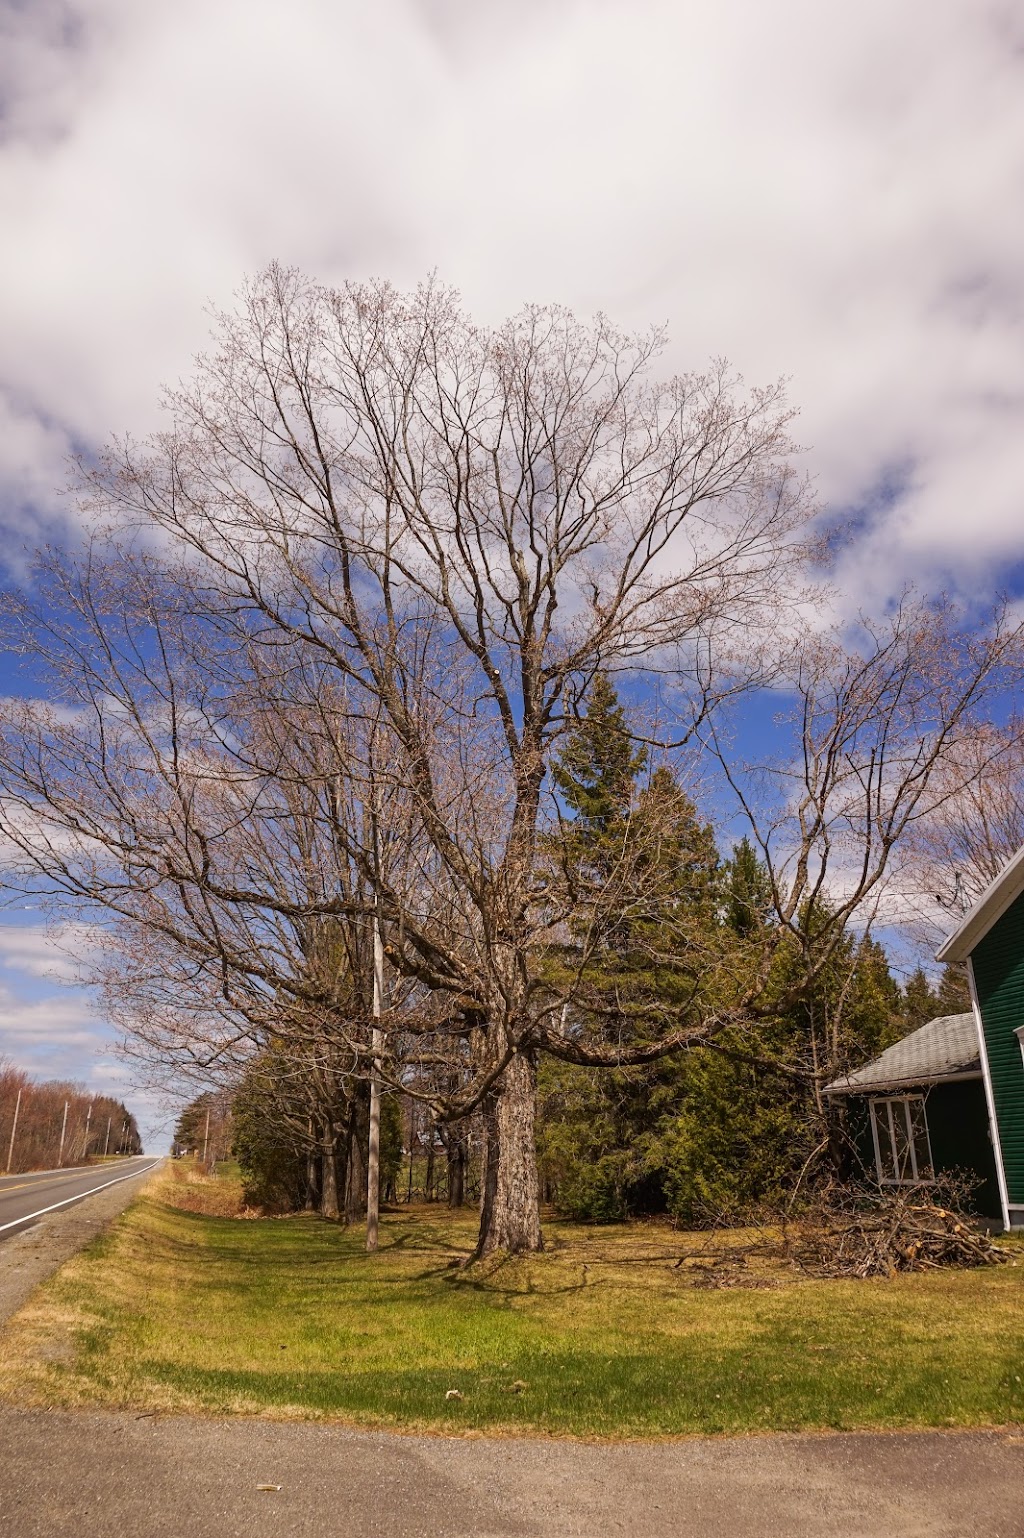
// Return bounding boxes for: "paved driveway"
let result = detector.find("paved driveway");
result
[0,1408,1021,1538]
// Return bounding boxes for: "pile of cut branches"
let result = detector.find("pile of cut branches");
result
[781,1183,1007,1279]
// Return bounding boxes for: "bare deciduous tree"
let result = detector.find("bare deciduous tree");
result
[0,271,1018,1254]
[900,719,1024,924]
[76,269,819,1252]
[705,600,1023,999]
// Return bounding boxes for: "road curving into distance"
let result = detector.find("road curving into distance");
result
[0,1157,162,1242]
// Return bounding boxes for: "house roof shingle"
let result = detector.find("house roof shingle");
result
[823,1012,981,1094]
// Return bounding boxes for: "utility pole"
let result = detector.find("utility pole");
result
[57,1100,69,1167]
[202,1107,211,1169]
[103,1116,111,1157]
[5,1088,21,1174]
[366,785,385,1253]
[83,1100,93,1163]
[366,897,384,1251]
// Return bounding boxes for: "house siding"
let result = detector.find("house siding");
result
[970,891,1024,1209]
[923,1080,1002,1219]
[844,1080,1001,1221]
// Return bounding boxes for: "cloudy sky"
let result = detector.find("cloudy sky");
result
[1,0,1023,1146]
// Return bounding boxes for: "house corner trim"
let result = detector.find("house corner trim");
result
[967,955,1011,1232]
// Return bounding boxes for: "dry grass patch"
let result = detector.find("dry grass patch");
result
[1,1167,1021,1438]
[160,1159,247,1217]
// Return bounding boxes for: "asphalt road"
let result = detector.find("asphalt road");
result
[0,1157,162,1240]
[1,1410,1022,1538]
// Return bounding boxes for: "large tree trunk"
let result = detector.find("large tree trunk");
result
[319,1121,341,1220]
[475,1051,543,1256]
[447,1129,466,1208]
[345,1091,369,1223]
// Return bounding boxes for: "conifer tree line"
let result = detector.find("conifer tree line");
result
[535,676,972,1223]
[0,1061,141,1174]
[0,269,1018,1252]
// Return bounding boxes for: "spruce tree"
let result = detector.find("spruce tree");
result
[724,836,773,937]
[553,673,647,825]
[936,963,971,1015]
[542,679,730,1217]
[902,967,939,1031]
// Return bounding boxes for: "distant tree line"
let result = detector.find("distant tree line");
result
[0,1062,141,1174]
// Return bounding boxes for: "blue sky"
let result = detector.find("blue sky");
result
[1,0,1023,1150]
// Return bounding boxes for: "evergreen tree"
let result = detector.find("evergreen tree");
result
[231,1076,309,1211]
[937,962,971,1015]
[901,967,939,1031]
[551,700,725,1041]
[540,830,909,1222]
[540,678,911,1224]
[542,680,733,1218]
[723,836,773,937]
[554,674,647,826]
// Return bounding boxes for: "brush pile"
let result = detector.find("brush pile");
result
[781,1184,1008,1279]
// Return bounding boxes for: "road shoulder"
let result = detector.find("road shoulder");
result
[0,1163,161,1328]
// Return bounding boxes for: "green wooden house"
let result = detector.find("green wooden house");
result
[824,840,1024,1231]
[823,1012,1003,1222]
[934,845,1024,1231]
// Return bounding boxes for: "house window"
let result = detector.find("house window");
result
[869,1096,933,1185]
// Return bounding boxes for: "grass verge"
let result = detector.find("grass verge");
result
[0,1164,1021,1438]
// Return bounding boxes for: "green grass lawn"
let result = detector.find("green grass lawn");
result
[1,1166,1022,1438]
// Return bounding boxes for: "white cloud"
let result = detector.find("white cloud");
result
[0,921,96,983]
[0,0,1021,602]
[0,990,98,1049]
[0,980,171,1148]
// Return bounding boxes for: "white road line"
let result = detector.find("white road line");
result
[0,1160,162,1235]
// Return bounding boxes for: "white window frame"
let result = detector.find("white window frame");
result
[869,1095,934,1186]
